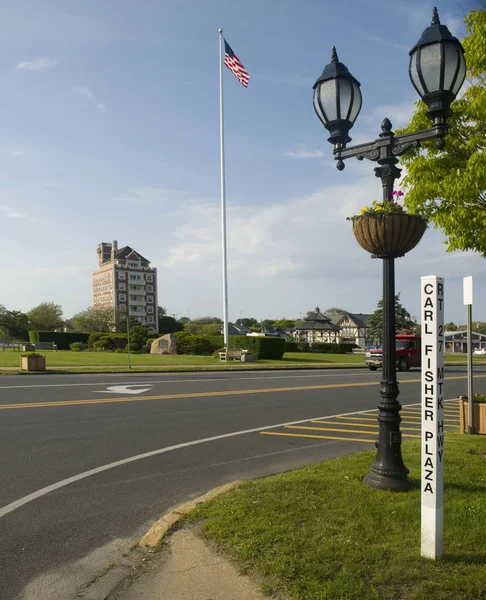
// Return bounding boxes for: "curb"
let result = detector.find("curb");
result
[138,480,243,548]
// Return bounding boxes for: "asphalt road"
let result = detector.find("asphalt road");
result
[0,367,481,600]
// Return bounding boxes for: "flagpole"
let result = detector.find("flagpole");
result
[219,28,229,355]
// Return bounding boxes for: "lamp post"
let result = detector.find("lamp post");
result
[313,7,465,491]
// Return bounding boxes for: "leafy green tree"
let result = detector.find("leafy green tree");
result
[129,325,149,352]
[158,315,184,335]
[235,317,258,327]
[27,302,64,331]
[193,316,223,325]
[273,319,296,329]
[324,308,348,315]
[261,319,275,329]
[72,306,115,332]
[367,294,416,341]
[445,322,458,331]
[399,9,486,254]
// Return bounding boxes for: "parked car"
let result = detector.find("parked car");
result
[473,348,486,355]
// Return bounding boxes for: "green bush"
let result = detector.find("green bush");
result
[229,336,285,360]
[70,342,87,352]
[146,337,156,346]
[213,347,226,358]
[284,341,298,352]
[297,342,310,352]
[206,335,224,351]
[88,332,106,349]
[308,342,358,354]
[92,339,113,351]
[174,332,215,355]
[129,326,149,352]
[30,331,90,350]
[140,344,151,354]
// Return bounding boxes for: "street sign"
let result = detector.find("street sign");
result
[421,275,445,560]
[463,275,473,305]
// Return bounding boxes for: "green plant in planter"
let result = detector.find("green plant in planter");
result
[462,394,486,404]
[20,352,44,358]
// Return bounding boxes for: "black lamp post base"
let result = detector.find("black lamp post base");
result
[363,471,414,492]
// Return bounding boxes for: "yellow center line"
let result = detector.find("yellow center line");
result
[0,373,483,411]
[285,425,421,438]
[260,431,376,443]
[310,420,421,431]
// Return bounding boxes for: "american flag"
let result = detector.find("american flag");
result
[224,40,250,88]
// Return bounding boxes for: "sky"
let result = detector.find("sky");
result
[0,0,483,325]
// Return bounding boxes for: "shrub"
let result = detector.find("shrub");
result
[285,341,298,352]
[213,347,226,358]
[297,342,310,353]
[140,344,151,354]
[70,342,87,352]
[174,333,215,355]
[206,335,224,351]
[93,339,112,351]
[229,336,285,360]
[20,352,43,358]
[88,332,106,349]
[146,338,156,346]
[129,326,149,352]
[114,348,125,354]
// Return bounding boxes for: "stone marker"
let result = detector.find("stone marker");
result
[150,334,177,355]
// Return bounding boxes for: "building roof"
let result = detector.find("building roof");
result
[294,307,341,332]
[334,313,372,327]
[115,246,150,264]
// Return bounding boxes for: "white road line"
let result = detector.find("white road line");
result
[0,398,458,519]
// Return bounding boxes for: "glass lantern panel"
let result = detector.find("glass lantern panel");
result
[313,86,328,125]
[443,42,460,92]
[348,81,362,124]
[419,43,441,93]
[319,80,338,122]
[338,78,352,121]
[452,50,466,96]
[409,50,426,97]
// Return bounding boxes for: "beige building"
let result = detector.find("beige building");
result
[92,241,158,332]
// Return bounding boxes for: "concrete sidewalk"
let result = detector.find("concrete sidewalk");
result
[110,527,272,600]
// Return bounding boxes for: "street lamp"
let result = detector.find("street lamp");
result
[313,7,465,491]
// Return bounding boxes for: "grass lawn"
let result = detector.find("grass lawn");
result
[0,349,365,369]
[187,433,486,600]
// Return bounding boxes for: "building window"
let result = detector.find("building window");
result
[147,296,154,303]
[119,272,126,280]
[119,283,126,290]
[130,274,141,281]
[146,274,153,282]
[119,294,126,301]
[147,285,153,292]
[147,306,154,313]
[148,316,154,323]
[128,262,138,268]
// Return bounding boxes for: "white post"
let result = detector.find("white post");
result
[219,29,229,356]
[421,275,445,560]
[463,276,474,433]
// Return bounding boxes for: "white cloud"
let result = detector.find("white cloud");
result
[15,58,58,71]
[285,145,326,159]
[73,86,106,110]
[10,149,27,157]
[154,177,486,323]
[360,101,416,131]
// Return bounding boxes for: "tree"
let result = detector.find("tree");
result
[273,319,296,329]
[399,9,486,254]
[261,319,275,329]
[367,294,416,341]
[193,316,223,324]
[72,306,115,332]
[445,322,458,331]
[27,302,64,331]
[324,307,348,315]
[235,317,258,327]
[129,325,149,352]
[158,315,184,335]
[0,306,29,340]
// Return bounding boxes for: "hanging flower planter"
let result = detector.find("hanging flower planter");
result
[348,191,427,258]
[353,213,427,257]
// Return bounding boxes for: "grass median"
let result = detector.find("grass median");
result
[186,432,486,600]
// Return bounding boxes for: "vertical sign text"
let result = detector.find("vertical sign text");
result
[421,275,445,560]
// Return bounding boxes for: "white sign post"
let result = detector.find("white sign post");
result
[463,275,474,434]
[421,275,445,560]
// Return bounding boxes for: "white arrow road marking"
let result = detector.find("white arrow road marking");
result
[97,385,153,395]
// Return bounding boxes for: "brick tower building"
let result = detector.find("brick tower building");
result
[92,241,158,332]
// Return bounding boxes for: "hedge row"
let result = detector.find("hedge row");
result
[285,341,357,353]
[228,336,285,360]
[88,332,128,350]
[29,331,90,350]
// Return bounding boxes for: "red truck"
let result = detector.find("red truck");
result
[365,334,421,371]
